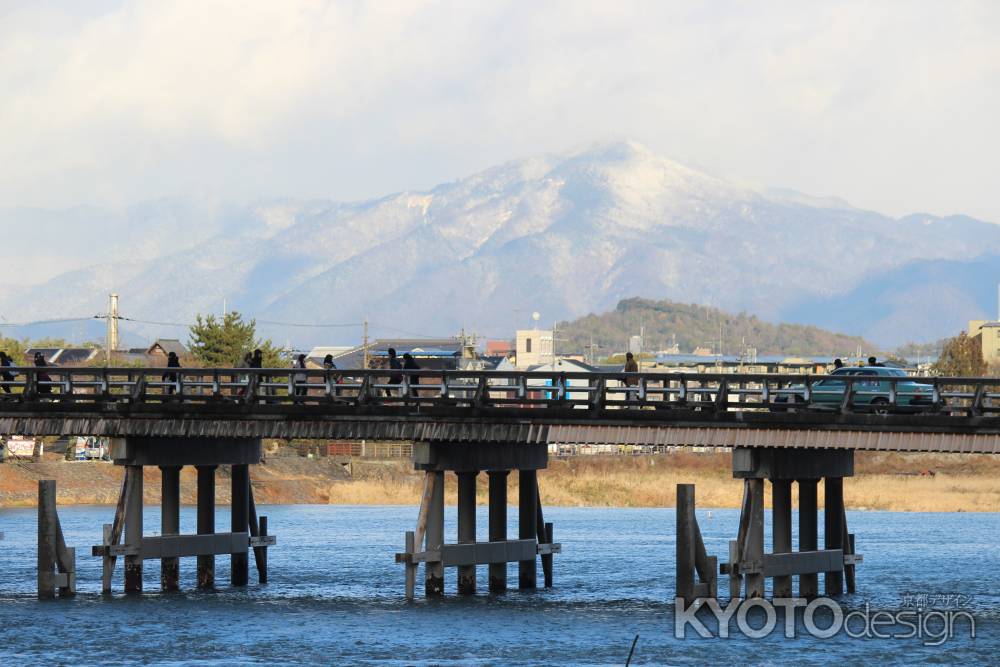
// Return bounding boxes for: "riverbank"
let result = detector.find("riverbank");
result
[2,451,999,512]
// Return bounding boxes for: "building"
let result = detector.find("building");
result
[146,339,188,363]
[322,338,471,370]
[969,320,1000,364]
[485,340,515,358]
[515,329,553,368]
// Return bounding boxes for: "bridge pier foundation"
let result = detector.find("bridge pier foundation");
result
[798,478,819,598]
[488,470,508,593]
[720,447,862,601]
[92,438,275,595]
[196,465,216,589]
[160,466,181,591]
[457,471,477,595]
[397,442,560,598]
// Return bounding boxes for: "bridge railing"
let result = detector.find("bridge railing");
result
[0,367,998,416]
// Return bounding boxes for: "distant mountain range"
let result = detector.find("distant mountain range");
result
[1,141,998,349]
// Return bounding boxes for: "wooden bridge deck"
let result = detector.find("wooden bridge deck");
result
[1,368,998,452]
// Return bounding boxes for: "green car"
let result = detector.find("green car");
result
[777,366,935,414]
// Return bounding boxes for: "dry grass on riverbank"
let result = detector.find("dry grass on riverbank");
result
[2,451,999,512]
[323,451,1000,512]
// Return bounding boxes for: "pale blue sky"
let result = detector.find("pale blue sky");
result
[1,0,998,222]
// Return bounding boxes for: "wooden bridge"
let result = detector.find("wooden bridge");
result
[1,367,998,451]
[4,366,998,602]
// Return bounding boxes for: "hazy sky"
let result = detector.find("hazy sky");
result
[2,0,999,222]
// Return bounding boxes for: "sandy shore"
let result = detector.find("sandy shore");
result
[2,451,999,512]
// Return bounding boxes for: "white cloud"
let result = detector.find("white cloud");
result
[1,0,998,221]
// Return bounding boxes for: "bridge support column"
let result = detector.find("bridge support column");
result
[196,465,216,589]
[488,470,508,593]
[160,466,181,591]
[94,437,272,595]
[824,477,844,596]
[231,464,250,587]
[744,478,765,598]
[399,441,557,599]
[723,447,860,602]
[772,479,792,598]
[425,470,445,597]
[798,478,819,598]
[518,470,537,590]
[457,471,477,595]
[124,465,143,593]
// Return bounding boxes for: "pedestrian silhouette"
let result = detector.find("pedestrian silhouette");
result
[402,352,420,397]
[293,353,308,397]
[833,358,844,370]
[623,352,639,384]
[324,353,342,397]
[163,351,181,395]
[386,348,402,397]
[0,351,13,394]
[34,352,52,395]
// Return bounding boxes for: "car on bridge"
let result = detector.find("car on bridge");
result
[774,366,935,414]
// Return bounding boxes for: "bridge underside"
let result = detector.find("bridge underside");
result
[2,405,999,453]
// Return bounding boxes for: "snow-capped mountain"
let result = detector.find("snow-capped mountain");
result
[3,141,999,348]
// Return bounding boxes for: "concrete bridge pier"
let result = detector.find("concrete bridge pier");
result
[92,437,275,595]
[722,447,862,600]
[397,442,560,599]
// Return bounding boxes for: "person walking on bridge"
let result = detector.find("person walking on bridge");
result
[386,348,402,397]
[402,352,420,398]
[162,351,181,396]
[33,352,53,395]
[236,351,253,397]
[622,351,639,406]
[293,353,308,397]
[0,351,14,394]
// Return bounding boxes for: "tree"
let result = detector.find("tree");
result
[188,312,284,367]
[932,331,987,377]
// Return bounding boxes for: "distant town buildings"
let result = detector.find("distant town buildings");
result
[968,319,1000,364]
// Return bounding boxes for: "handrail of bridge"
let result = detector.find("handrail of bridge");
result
[0,366,998,417]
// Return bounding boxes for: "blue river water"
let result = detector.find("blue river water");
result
[0,504,997,665]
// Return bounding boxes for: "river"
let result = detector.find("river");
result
[1,505,997,665]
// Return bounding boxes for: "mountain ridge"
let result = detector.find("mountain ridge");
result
[1,140,998,348]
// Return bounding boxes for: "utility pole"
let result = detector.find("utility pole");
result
[363,319,369,369]
[106,294,119,366]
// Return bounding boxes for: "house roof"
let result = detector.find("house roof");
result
[526,358,602,373]
[149,339,187,356]
[330,338,464,369]
[24,348,99,365]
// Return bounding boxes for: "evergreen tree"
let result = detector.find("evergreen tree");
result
[188,312,284,367]
[932,331,987,377]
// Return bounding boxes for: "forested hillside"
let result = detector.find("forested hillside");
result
[558,298,873,357]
